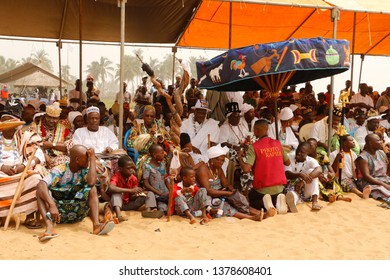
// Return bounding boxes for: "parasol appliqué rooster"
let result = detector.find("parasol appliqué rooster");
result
[230,54,249,78]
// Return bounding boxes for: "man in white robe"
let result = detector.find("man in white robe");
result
[72,106,119,154]
[180,100,220,157]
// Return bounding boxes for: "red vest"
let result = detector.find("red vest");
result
[252,137,287,190]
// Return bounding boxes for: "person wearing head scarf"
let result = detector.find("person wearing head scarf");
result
[36,102,72,169]
[67,111,84,133]
[240,103,258,135]
[195,144,263,221]
[127,105,172,163]
[0,100,46,228]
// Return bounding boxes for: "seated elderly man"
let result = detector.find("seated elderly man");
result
[0,100,45,228]
[72,106,121,196]
[36,145,114,241]
[36,102,72,169]
[72,106,119,154]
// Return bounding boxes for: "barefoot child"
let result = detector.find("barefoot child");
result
[142,144,169,218]
[109,155,146,222]
[173,167,211,225]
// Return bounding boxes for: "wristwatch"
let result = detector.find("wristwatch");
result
[53,143,57,148]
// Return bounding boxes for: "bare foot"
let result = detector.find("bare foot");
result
[328,194,337,203]
[118,216,128,223]
[254,209,264,222]
[363,186,371,199]
[265,207,277,218]
[200,217,209,225]
[311,203,322,211]
[337,196,352,202]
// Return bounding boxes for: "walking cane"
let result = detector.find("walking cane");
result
[3,146,38,230]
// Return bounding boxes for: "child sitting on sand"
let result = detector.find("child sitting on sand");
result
[142,144,169,218]
[173,167,211,225]
[109,155,146,222]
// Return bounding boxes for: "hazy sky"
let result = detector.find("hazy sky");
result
[1,38,390,99]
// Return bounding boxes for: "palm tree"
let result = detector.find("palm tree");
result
[0,56,6,73]
[86,61,101,82]
[97,56,114,94]
[188,56,207,80]
[20,56,33,65]
[31,50,53,71]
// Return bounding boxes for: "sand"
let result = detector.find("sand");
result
[2,192,390,260]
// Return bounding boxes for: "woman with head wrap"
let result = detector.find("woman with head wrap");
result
[195,144,263,221]
[67,111,84,133]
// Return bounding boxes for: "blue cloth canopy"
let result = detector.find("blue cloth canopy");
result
[196,37,350,92]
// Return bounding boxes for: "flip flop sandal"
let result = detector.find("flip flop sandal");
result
[38,231,59,242]
[97,221,115,236]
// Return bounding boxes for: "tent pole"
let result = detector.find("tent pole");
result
[79,0,83,106]
[118,0,126,149]
[172,46,177,86]
[327,7,339,155]
[350,12,356,94]
[358,54,365,87]
[57,41,62,99]
[229,1,232,49]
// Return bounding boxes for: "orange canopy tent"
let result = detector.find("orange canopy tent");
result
[177,0,390,56]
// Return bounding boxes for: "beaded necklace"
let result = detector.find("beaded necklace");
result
[229,123,245,143]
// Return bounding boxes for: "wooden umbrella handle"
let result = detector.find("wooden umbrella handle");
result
[3,146,38,230]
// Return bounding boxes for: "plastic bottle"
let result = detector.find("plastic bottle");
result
[215,198,225,218]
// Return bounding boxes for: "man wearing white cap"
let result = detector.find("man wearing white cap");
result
[354,109,389,149]
[72,106,118,154]
[181,99,220,157]
[268,107,299,157]
[240,103,258,135]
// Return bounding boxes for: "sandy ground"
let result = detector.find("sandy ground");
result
[2,192,390,260]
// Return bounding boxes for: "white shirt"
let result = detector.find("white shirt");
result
[219,120,247,145]
[285,155,320,174]
[354,124,390,149]
[380,119,390,130]
[180,114,220,156]
[330,150,357,180]
[350,93,374,112]
[72,126,119,153]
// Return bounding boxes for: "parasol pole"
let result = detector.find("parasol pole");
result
[274,96,279,140]
[118,0,126,149]
[327,7,340,155]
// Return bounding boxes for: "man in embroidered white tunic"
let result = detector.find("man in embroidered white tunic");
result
[72,106,119,154]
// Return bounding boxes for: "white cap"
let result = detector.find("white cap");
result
[241,103,255,114]
[280,107,294,121]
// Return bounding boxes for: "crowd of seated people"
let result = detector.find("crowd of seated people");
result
[2,73,390,243]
